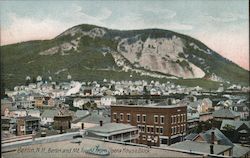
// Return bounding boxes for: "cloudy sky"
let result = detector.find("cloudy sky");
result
[0,0,249,70]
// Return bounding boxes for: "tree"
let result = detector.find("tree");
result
[25,79,31,86]
[110,84,115,91]
[222,124,235,132]
[32,77,37,83]
[143,86,149,95]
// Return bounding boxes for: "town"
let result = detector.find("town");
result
[1,76,250,157]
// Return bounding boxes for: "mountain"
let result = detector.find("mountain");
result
[1,24,249,89]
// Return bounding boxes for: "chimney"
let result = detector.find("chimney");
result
[210,144,214,154]
[99,120,103,126]
[211,131,215,144]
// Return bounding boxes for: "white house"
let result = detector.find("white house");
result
[11,110,27,118]
[27,109,41,118]
[100,96,116,106]
[189,98,213,113]
[73,98,90,108]
[41,109,59,125]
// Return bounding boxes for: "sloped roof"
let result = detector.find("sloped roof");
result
[75,110,89,118]
[232,144,250,157]
[188,101,201,108]
[41,109,59,118]
[198,128,234,147]
[184,133,199,141]
[170,140,232,155]
[76,112,110,124]
[212,108,240,118]
[17,115,40,121]
[220,120,250,130]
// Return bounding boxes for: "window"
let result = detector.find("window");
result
[183,124,186,132]
[183,114,186,122]
[181,114,183,122]
[127,113,131,122]
[142,114,146,123]
[141,126,145,133]
[142,135,146,140]
[154,115,158,124]
[160,115,164,124]
[178,114,180,123]
[181,125,183,133]
[156,127,159,134]
[178,125,180,133]
[171,127,174,135]
[174,126,177,134]
[171,116,174,124]
[147,127,150,133]
[160,127,163,134]
[137,114,140,123]
[120,113,124,121]
[113,113,117,121]
[151,127,154,133]
[174,115,176,124]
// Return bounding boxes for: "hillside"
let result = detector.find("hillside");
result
[1,24,249,90]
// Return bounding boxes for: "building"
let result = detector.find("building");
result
[100,96,116,106]
[41,109,59,125]
[111,102,187,146]
[43,97,55,107]
[170,140,233,156]
[83,87,92,96]
[53,115,72,132]
[187,113,199,132]
[192,128,234,147]
[27,109,41,118]
[16,116,40,136]
[188,98,213,114]
[73,98,90,108]
[1,100,16,117]
[229,103,249,120]
[212,108,240,121]
[34,95,44,108]
[182,128,250,158]
[199,112,213,122]
[1,116,11,131]
[220,120,250,144]
[85,122,139,143]
[71,110,110,129]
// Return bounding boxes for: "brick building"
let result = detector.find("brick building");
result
[111,102,187,146]
[16,116,40,136]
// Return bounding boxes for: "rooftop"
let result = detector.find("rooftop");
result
[2,137,202,158]
[86,123,137,134]
[17,115,40,121]
[212,108,240,118]
[198,128,234,147]
[232,144,250,158]
[76,112,110,124]
[41,109,59,118]
[220,120,250,130]
[170,140,232,155]
[112,102,186,109]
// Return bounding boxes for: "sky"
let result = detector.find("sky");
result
[0,0,249,70]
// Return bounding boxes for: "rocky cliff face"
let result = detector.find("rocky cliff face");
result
[117,35,205,78]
